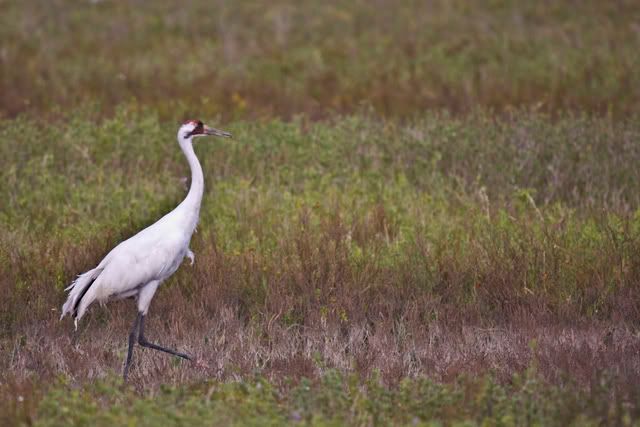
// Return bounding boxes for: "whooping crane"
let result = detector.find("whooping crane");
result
[61,120,231,380]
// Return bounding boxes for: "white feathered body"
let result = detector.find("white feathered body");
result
[61,126,206,326]
[70,204,197,314]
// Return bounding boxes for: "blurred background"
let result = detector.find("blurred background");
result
[2,0,639,120]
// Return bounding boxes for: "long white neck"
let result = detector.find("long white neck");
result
[177,137,204,225]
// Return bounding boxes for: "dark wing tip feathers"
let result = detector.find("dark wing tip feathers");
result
[72,276,97,318]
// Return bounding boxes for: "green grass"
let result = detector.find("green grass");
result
[2,110,640,333]
[4,369,636,426]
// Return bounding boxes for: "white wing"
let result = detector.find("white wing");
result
[73,217,190,321]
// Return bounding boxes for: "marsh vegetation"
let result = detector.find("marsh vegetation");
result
[1,1,639,425]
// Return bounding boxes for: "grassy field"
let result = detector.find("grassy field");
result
[2,1,640,426]
[3,111,640,425]
[5,370,636,426]
[2,1,640,119]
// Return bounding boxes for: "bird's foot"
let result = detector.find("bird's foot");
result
[186,249,195,266]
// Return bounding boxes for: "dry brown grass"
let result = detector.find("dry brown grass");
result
[4,296,640,396]
[2,203,640,398]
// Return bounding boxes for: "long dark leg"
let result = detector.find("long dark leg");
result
[138,314,192,360]
[123,313,142,381]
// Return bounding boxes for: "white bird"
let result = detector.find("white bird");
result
[61,119,231,379]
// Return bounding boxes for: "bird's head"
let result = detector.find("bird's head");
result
[178,120,232,141]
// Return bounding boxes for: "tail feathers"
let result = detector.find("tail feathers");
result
[61,267,103,327]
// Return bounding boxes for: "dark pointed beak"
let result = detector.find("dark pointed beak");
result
[204,125,232,138]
